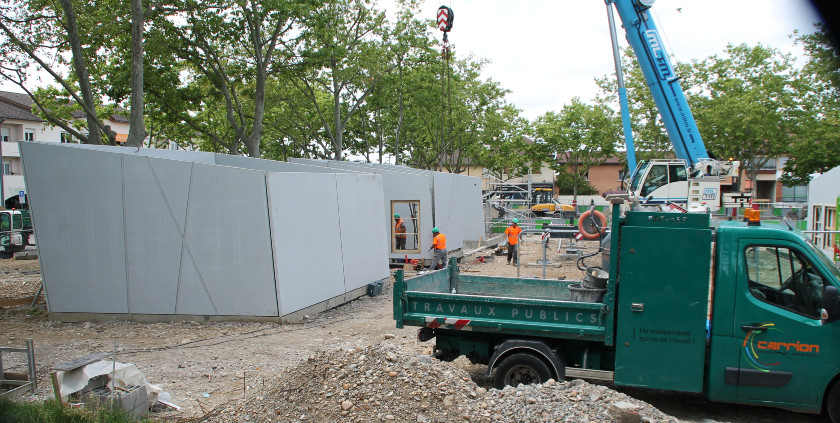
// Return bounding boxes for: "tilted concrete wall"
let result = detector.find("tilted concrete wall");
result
[20,142,388,319]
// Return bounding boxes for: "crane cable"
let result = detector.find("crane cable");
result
[437,5,454,170]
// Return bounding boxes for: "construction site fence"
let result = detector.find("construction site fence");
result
[486,216,584,235]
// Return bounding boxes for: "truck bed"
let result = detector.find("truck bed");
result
[394,266,608,342]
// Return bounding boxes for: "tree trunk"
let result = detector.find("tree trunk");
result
[59,0,100,145]
[332,68,343,160]
[126,0,147,147]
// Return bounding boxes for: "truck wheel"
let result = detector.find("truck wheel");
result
[494,353,552,389]
[828,382,840,423]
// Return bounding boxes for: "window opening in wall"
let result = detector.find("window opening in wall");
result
[24,129,34,141]
[813,206,823,247]
[0,128,9,142]
[391,200,420,253]
[2,161,10,175]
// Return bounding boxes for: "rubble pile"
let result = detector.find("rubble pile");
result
[203,342,678,422]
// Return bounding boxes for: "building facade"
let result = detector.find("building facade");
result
[0,90,135,204]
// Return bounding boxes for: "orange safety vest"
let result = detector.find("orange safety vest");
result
[505,225,522,245]
[432,233,446,250]
[395,219,406,238]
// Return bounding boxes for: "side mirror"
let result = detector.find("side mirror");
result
[821,286,840,323]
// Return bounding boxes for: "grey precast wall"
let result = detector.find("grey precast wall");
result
[289,159,438,260]
[288,159,483,257]
[19,142,388,318]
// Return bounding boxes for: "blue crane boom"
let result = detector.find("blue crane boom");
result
[608,0,709,168]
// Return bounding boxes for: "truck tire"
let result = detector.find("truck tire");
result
[828,381,840,423]
[493,353,552,389]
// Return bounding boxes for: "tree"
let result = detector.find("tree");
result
[535,99,619,203]
[289,0,394,161]
[781,24,840,184]
[0,0,124,144]
[686,43,802,190]
[154,0,308,157]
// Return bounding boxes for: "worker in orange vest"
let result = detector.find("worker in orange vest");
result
[504,218,523,265]
[394,214,407,250]
[427,227,447,270]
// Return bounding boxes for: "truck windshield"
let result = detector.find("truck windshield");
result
[629,161,649,192]
[803,235,840,282]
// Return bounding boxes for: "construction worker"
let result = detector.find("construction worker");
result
[394,214,406,250]
[427,227,447,270]
[504,218,523,265]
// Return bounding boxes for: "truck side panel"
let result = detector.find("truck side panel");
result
[614,214,711,393]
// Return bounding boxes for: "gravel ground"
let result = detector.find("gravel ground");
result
[0,237,829,422]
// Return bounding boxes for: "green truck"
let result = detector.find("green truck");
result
[394,199,840,421]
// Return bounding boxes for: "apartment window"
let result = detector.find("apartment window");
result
[60,132,74,143]
[744,158,777,171]
[1,127,9,142]
[780,185,807,202]
[2,161,10,175]
[617,170,626,182]
[24,129,35,141]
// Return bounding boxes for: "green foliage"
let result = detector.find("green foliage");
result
[554,173,598,196]
[0,397,151,423]
[781,24,840,184]
[535,98,619,199]
[685,43,801,186]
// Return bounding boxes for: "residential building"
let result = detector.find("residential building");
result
[0,90,135,204]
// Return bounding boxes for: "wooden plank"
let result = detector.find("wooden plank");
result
[0,296,39,308]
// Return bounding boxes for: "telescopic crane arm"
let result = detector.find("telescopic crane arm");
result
[607,0,709,169]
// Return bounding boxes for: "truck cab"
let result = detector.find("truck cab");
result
[706,222,840,413]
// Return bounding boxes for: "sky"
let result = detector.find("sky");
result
[2,0,824,122]
[413,0,824,120]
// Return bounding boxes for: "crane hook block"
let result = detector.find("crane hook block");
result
[437,6,454,33]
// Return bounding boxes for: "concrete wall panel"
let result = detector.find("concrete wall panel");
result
[457,174,484,243]
[336,174,389,291]
[433,173,463,251]
[174,248,218,315]
[20,142,128,313]
[267,172,345,315]
[182,164,277,316]
[290,159,438,258]
[123,156,189,314]
[66,143,216,164]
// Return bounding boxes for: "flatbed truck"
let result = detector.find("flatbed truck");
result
[394,198,840,421]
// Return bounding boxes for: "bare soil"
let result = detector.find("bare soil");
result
[0,237,828,422]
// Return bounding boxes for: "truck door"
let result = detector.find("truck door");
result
[732,240,839,406]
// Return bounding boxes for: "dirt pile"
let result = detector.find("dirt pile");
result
[201,342,678,423]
